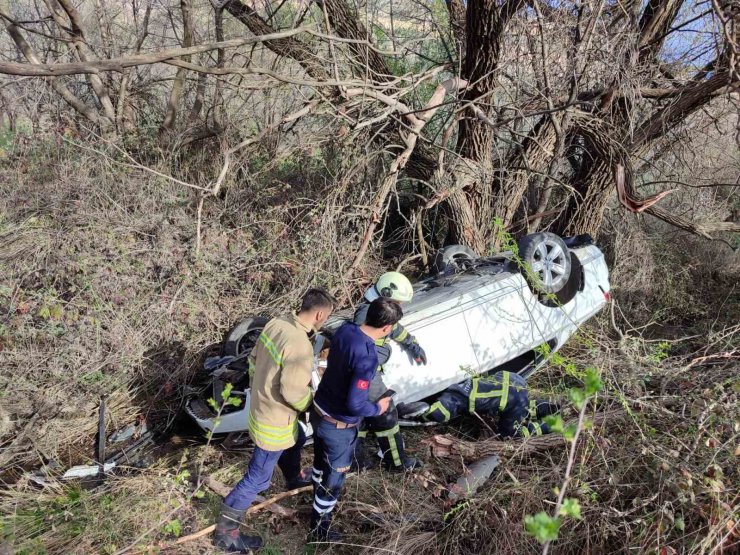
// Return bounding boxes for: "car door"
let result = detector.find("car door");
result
[462,271,562,374]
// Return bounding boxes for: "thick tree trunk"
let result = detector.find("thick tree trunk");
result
[447,187,488,251]
[0,1,105,126]
[51,0,117,127]
[495,116,561,231]
[161,0,194,136]
[554,161,613,236]
[457,0,510,163]
[321,0,392,81]
[448,0,527,248]
[222,0,329,81]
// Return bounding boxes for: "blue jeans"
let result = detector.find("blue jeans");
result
[310,411,358,520]
[224,425,306,511]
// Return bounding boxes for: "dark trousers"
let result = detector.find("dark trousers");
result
[310,411,358,522]
[426,373,551,438]
[224,425,306,511]
[358,373,404,467]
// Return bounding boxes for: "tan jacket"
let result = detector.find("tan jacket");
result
[247,314,314,450]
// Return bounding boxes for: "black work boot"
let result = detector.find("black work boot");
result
[308,510,343,543]
[387,455,423,473]
[534,400,561,419]
[378,430,423,472]
[349,436,379,472]
[397,401,430,419]
[285,468,311,490]
[213,502,262,553]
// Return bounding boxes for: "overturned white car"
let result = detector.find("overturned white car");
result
[185,233,611,438]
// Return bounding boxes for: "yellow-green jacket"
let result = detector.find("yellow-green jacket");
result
[247,314,314,450]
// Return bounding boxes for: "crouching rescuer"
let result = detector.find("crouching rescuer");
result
[420,371,560,438]
[213,288,335,553]
[352,272,426,472]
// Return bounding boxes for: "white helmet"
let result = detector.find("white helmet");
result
[364,271,414,303]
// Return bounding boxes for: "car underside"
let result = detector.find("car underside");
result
[184,232,611,442]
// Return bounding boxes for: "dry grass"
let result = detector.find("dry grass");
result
[1,139,738,554]
[0,137,378,472]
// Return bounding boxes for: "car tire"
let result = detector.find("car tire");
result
[221,316,268,369]
[517,232,572,295]
[540,252,583,307]
[432,244,478,274]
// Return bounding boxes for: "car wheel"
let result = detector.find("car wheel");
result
[432,244,478,274]
[221,316,268,369]
[540,252,583,307]
[517,232,571,294]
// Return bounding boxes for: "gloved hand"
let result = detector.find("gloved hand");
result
[406,341,427,365]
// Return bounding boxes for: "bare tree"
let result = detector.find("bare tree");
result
[0,0,736,254]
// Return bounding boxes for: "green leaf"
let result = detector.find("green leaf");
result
[207,398,218,411]
[228,397,242,407]
[674,517,685,532]
[524,512,562,543]
[559,498,582,520]
[38,305,51,319]
[221,382,234,401]
[49,304,64,320]
[563,424,578,442]
[583,367,603,395]
[568,387,586,410]
[163,519,182,537]
[544,414,564,435]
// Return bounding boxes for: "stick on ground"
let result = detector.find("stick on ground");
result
[171,484,312,547]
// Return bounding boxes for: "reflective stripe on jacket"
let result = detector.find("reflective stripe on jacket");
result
[248,314,314,450]
[353,302,416,366]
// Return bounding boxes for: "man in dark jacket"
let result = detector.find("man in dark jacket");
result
[308,298,402,542]
[352,271,425,472]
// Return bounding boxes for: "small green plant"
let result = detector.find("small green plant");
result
[205,382,243,442]
[648,341,671,363]
[443,500,471,522]
[162,519,182,538]
[524,511,562,543]
[525,366,602,547]
[207,382,242,412]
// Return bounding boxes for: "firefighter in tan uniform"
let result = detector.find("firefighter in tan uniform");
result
[213,288,335,553]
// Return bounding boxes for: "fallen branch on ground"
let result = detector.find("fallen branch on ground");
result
[168,482,312,548]
[202,475,304,518]
[422,409,625,462]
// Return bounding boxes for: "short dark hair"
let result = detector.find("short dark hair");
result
[365,298,403,328]
[300,287,336,313]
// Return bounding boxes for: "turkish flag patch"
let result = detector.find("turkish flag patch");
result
[357,379,370,390]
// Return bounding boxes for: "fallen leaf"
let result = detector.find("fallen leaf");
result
[727,519,739,539]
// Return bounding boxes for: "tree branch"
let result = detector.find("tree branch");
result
[0,27,314,76]
[0,0,104,124]
[343,78,468,280]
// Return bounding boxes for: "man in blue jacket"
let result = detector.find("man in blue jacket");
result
[308,298,402,542]
[352,271,426,472]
